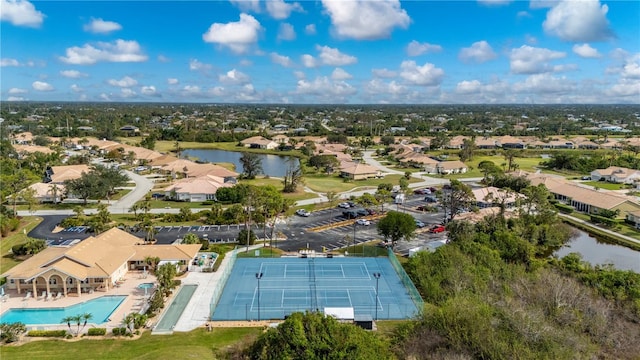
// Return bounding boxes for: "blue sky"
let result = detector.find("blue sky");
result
[1,0,639,104]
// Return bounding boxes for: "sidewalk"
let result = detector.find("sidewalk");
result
[172,244,263,331]
[559,213,640,246]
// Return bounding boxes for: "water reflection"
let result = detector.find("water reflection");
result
[554,229,640,272]
[183,149,299,177]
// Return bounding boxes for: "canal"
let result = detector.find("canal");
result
[183,149,299,178]
[554,228,640,272]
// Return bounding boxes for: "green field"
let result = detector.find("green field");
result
[304,174,420,193]
[0,328,261,360]
[0,217,43,274]
[582,181,627,190]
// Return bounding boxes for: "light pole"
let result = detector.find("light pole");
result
[352,220,357,255]
[373,272,381,321]
[255,272,263,321]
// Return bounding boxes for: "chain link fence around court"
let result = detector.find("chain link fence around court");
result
[387,248,424,312]
[209,246,238,318]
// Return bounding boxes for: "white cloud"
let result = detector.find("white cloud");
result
[406,40,442,57]
[305,24,316,35]
[120,88,137,98]
[525,34,538,44]
[141,86,157,95]
[59,39,148,65]
[1,58,20,67]
[32,81,53,91]
[99,93,111,101]
[301,54,317,68]
[293,71,306,80]
[219,69,250,85]
[7,96,25,101]
[107,76,137,87]
[229,0,261,13]
[512,73,575,94]
[543,0,613,42]
[8,87,27,94]
[277,23,296,41]
[372,68,397,78]
[321,0,410,40]
[266,0,303,20]
[70,84,83,93]
[189,59,212,72]
[60,70,88,78]
[202,13,262,54]
[295,76,357,97]
[331,68,352,80]
[182,85,201,96]
[459,41,498,63]
[0,0,44,27]
[316,45,357,66]
[572,43,601,58]
[399,61,445,86]
[456,80,482,94]
[509,45,566,74]
[239,59,253,66]
[364,79,406,96]
[606,79,640,98]
[270,52,293,67]
[167,78,179,85]
[83,18,122,34]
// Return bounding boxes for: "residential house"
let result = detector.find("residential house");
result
[1,228,201,297]
[240,136,278,150]
[472,187,522,208]
[44,164,91,184]
[22,183,66,203]
[474,137,497,149]
[164,174,233,202]
[626,210,640,229]
[529,176,640,219]
[436,161,468,175]
[590,166,640,184]
[339,161,381,180]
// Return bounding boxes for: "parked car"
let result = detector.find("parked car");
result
[342,210,358,219]
[430,225,446,233]
[413,188,429,195]
[347,201,356,207]
[356,208,369,217]
[356,219,371,226]
[295,209,311,217]
[415,219,426,228]
[416,205,432,211]
[365,208,378,215]
[338,202,351,209]
[581,176,591,180]
[424,196,438,203]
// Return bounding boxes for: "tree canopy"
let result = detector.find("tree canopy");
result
[376,211,416,247]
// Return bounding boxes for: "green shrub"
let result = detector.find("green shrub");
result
[173,279,181,287]
[590,214,617,226]
[27,330,67,337]
[112,327,127,336]
[87,328,106,336]
[553,203,574,214]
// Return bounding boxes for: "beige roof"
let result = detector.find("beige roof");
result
[473,187,522,204]
[241,136,275,146]
[103,143,164,161]
[50,164,91,183]
[148,154,180,166]
[592,166,639,178]
[164,175,233,195]
[13,144,55,154]
[399,152,439,165]
[437,160,467,170]
[159,159,238,178]
[2,228,201,281]
[339,161,379,175]
[24,182,66,197]
[529,175,639,210]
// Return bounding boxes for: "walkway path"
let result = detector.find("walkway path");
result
[559,213,640,246]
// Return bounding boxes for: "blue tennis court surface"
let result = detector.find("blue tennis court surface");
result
[211,257,420,320]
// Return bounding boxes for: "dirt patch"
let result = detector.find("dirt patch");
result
[52,226,65,233]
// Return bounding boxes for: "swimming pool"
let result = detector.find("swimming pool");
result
[0,295,127,325]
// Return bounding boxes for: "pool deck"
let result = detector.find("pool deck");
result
[0,271,156,330]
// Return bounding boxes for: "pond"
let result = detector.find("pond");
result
[554,228,640,272]
[183,149,299,177]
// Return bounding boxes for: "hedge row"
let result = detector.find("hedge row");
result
[87,328,106,336]
[27,330,67,337]
[112,327,127,336]
[553,203,574,214]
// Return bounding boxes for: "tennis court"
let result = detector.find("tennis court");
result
[211,257,421,321]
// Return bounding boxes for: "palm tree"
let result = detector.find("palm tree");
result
[79,313,93,335]
[61,316,75,335]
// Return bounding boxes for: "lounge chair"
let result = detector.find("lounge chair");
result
[38,291,46,300]
[46,293,53,301]
[23,291,32,300]
[2,294,8,302]
[55,292,63,300]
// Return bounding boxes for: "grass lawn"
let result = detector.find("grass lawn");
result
[152,140,302,158]
[0,328,261,360]
[582,181,628,190]
[239,177,319,202]
[0,217,43,274]
[304,174,420,193]
[236,247,284,258]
